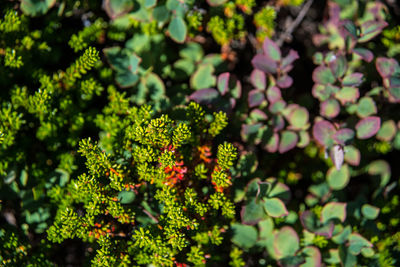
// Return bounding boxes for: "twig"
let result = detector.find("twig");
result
[277,0,314,46]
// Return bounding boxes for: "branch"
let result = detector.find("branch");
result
[277,0,314,46]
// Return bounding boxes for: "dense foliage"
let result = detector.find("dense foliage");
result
[1,0,400,266]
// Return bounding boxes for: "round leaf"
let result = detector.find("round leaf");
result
[263,198,288,218]
[231,223,258,249]
[312,120,336,147]
[274,227,300,259]
[327,164,350,190]
[361,204,380,220]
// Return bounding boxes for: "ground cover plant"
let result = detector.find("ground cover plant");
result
[1,0,400,266]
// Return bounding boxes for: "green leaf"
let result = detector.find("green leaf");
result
[312,120,336,147]
[278,131,298,153]
[274,227,299,259]
[168,16,187,43]
[102,0,134,19]
[356,97,377,118]
[344,145,360,166]
[335,87,359,105]
[287,107,309,129]
[321,202,347,224]
[348,233,372,255]
[21,0,56,16]
[231,223,258,249]
[327,164,350,190]
[241,199,267,225]
[320,98,340,118]
[263,198,288,218]
[313,66,336,85]
[118,191,136,204]
[361,204,380,220]
[376,120,397,141]
[190,64,216,90]
[262,38,281,62]
[356,116,381,139]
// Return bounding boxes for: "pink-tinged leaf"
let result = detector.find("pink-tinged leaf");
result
[287,107,309,130]
[321,202,347,224]
[269,100,286,114]
[103,0,134,19]
[217,72,230,95]
[231,79,242,99]
[277,75,293,88]
[301,246,322,267]
[320,99,340,118]
[312,84,339,101]
[368,160,391,188]
[250,109,268,121]
[344,145,360,166]
[332,128,354,145]
[312,120,336,147]
[265,177,291,203]
[274,227,299,259]
[356,116,381,139]
[267,86,282,103]
[330,145,344,170]
[342,73,363,87]
[335,86,359,105]
[353,48,374,62]
[264,133,279,153]
[273,115,285,132]
[262,37,281,62]
[248,89,265,108]
[297,130,310,148]
[281,49,299,71]
[251,55,278,74]
[348,233,373,255]
[358,20,388,43]
[241,199,267,225]
[279,131,298,153]
[250,69,266,89]
[377,120,397,142]
[300,211,335,238]
[329,55,347,79]
[189,88,219,104]
[357,96,377,118]
[313,66,336,85]
[376,57,397,78]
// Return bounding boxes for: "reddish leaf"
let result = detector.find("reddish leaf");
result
[217,72,230,95]
[248,89,265,108]
[277,75,293,88]
[281,50,299,71]
[252,55,278,74]
[189,88,219,104]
